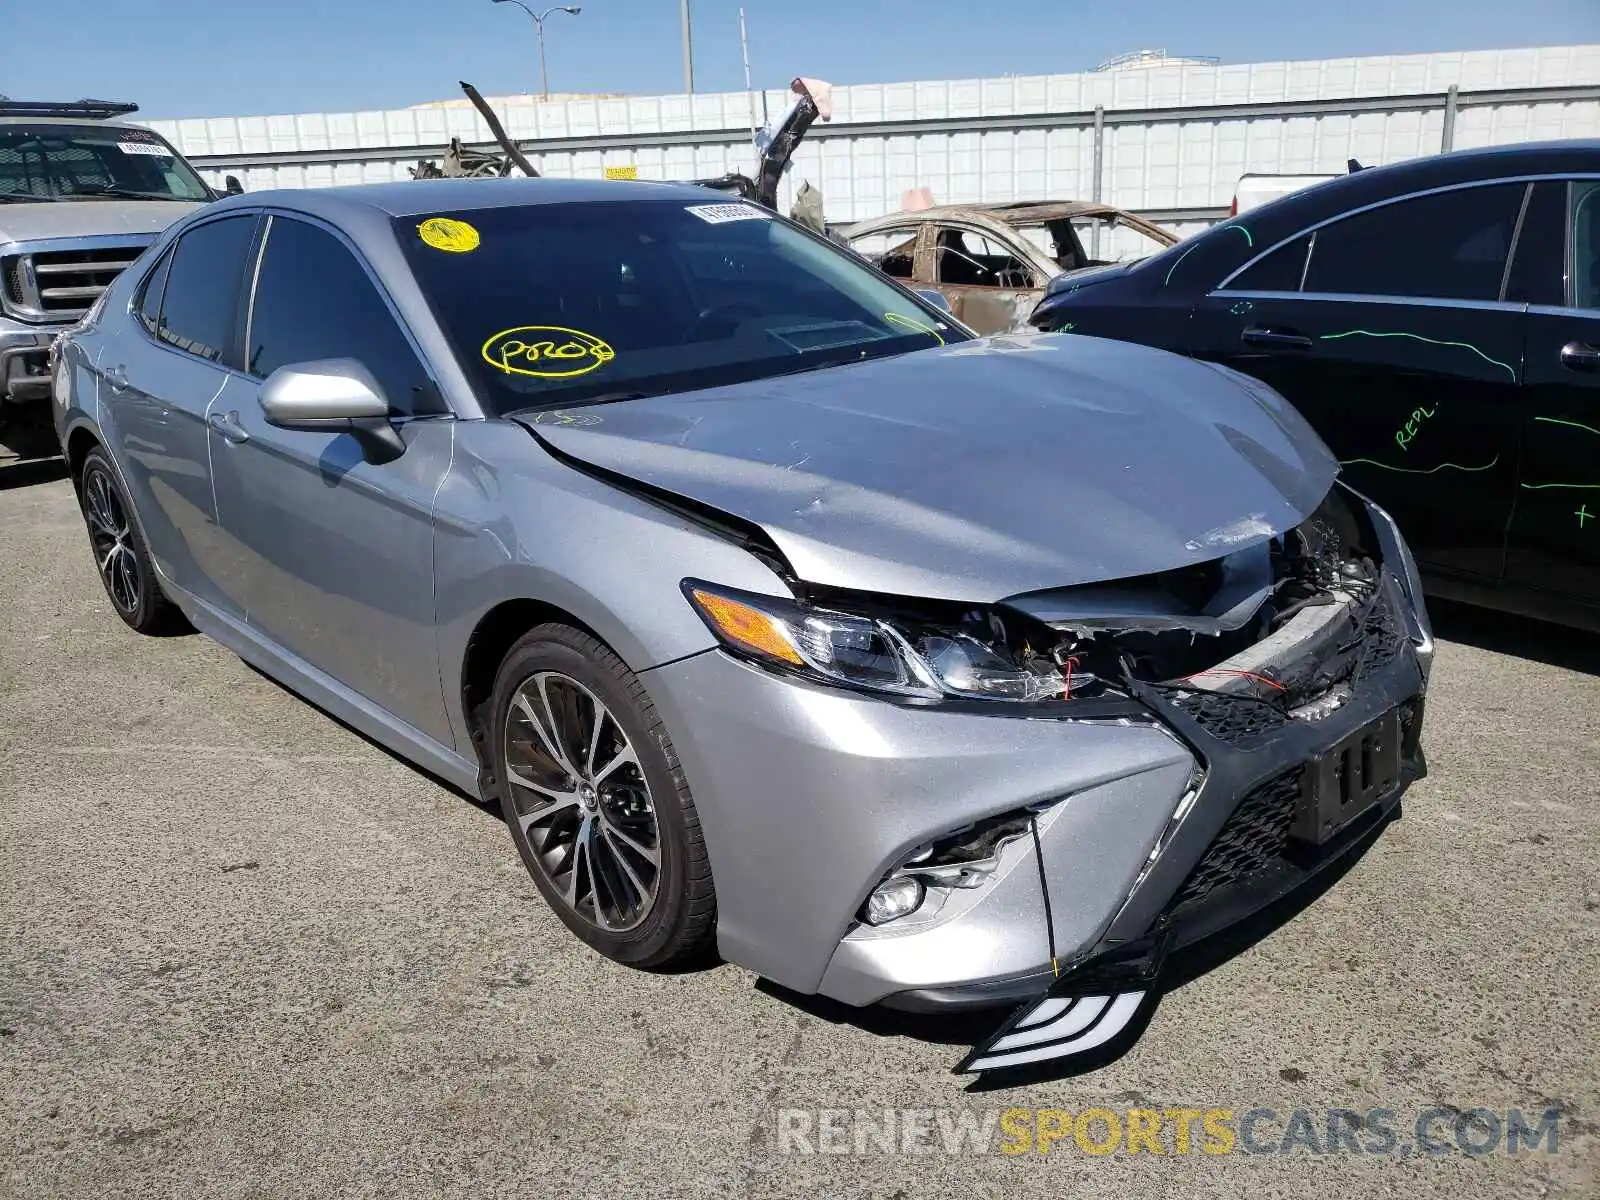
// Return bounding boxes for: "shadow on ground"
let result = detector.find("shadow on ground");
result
[0,460,68,490]
[1429,598,1600,677]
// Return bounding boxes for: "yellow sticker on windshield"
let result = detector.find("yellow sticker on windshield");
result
[418,217,480,253]
[483,326,616,379]
[884,311,945,345]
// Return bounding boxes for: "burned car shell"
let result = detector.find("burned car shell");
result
[842,202,1179,335]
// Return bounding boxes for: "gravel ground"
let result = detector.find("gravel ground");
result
[2,466,1596,1199]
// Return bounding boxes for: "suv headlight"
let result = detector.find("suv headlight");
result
[683,580,1081,703]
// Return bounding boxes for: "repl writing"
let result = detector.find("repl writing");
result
[1395,406,1436,451]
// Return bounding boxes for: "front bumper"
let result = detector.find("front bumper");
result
[0,319,63,406]
[644,564,1426,1024]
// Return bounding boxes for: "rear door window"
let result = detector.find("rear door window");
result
[1301,183,1525,302]
[846,227,920,280]
[245,216,440,416]
[1571,181,1600,310]
[1502,181,1566,307]
[156,215,257,363]
[135,245,174,337]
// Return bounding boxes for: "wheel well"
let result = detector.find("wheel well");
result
[65,427,100,488]
[459,598,607,770]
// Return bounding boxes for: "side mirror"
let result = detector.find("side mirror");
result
[914,288,953,314]
[224,175,244,195]
[258,358,405,463]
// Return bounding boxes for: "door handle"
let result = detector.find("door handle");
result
[1559,341,1600,371]
[102,364,128,391]
[208,409,250,444]
[1241,327,1313,351]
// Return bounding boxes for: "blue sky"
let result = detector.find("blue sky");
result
[6,0,1597,120]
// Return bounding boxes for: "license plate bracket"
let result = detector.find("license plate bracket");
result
[1293,708,1401,844]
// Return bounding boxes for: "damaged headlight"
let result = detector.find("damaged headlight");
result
[683,581,1075,703]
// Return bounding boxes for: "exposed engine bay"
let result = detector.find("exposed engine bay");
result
[792,485,1395,727]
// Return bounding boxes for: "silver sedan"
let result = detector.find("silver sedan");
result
[53,179,1432,1076]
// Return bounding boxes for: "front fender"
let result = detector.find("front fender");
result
[432,420,794,756]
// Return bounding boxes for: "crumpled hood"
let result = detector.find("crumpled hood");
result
[0,200,200,246]
[521,333,1338,602]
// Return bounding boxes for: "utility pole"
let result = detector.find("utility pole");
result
[739,7,754,144]
[680,0,695,94]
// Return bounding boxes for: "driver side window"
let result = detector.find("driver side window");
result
[932,228,1036,289]
[245,216,443,417]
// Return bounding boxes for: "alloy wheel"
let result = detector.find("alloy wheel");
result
[83,467,140,614]
[502,671,662,932]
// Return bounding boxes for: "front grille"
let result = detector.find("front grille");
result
[1161,587,1407,748]
[1355,590,1407,678]
[28,247,143,315]
[1170,690,1291,742]
[1167,768,1304,911]
[1,245,146,320]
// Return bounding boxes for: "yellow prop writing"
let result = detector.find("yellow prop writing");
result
[883,311,945,345]
[482,326,617,379]
[418,217,481,253]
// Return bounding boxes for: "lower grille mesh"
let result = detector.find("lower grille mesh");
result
[1167,768,1303,911]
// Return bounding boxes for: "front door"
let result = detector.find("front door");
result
[207,213,457,745]
[1193,180,1530,582]
[1507,178,1600,613]
[928,224,1043,335]
[107,214,258,615]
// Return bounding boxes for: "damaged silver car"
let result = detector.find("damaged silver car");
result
[54,179,1431,1078]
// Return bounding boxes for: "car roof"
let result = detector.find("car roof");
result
[0,116,141,129]
[1247,137,1600,221]
[876,200,1145,224]
[209,177,730,224]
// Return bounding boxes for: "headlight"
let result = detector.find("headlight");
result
[683,580,1080,703]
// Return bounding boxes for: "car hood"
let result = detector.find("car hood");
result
[0,200,201,245]
[1044,261,1130,295]
[519,333,1338,602]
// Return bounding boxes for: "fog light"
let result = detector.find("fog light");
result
[862,875,925,926]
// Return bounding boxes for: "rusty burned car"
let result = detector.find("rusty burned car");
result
[842,201,1178,334]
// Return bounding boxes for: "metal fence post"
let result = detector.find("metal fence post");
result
[1441,84,1459,152]
[1091,104,1105,258]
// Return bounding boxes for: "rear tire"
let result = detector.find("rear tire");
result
[77,448,186,635]
[488,623,716,969]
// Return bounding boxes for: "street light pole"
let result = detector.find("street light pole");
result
[680,0,694,94]
[491,1,582,101]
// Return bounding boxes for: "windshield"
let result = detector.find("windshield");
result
[397,198,967,415]
[0,123,211,202]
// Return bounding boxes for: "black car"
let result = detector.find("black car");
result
[1030,140,1600,632]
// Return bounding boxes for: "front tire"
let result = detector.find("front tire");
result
[488,623,716,969]
[77,447,184,635]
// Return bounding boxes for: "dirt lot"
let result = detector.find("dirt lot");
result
[3,466,1597,1199]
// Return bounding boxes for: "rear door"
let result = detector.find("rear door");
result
[206,212,457,745]
[106,213,258,615]
[1192,180,1529,582]
[1506,177,1600,612]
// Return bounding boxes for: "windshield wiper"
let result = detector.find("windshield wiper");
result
[0,190,52,203]
[65,185,184,201]
[516,390,659,416]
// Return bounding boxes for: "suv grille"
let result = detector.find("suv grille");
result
[1,244,146,321]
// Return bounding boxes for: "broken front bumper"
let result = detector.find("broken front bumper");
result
[959,575,1427,1074]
